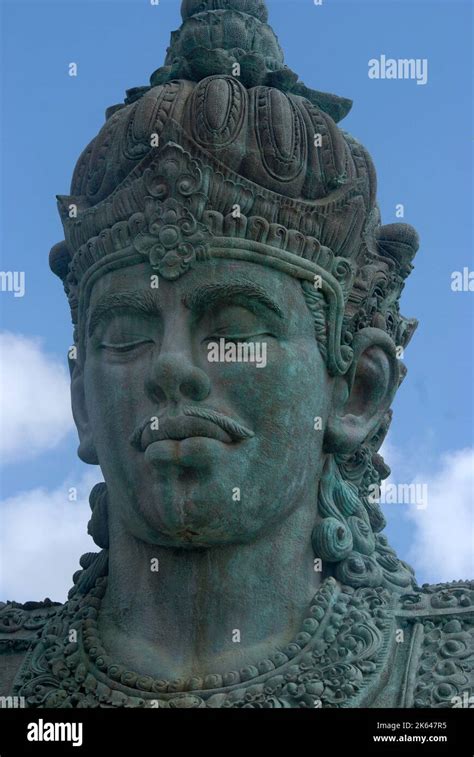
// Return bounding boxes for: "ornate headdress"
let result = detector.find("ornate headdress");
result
[50,0,420,594]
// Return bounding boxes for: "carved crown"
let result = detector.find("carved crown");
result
[50,0,419,374]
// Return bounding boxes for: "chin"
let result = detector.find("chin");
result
[126,487,266,549]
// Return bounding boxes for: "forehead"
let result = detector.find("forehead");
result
[87,258,310,316]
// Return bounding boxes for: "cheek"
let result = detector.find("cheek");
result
[268,341,328,475]
[83,355,145,443]
[209,336,329,431]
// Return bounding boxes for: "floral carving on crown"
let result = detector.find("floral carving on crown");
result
[133,196,210,280]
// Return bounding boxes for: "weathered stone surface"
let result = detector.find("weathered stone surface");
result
[2,0,472,708]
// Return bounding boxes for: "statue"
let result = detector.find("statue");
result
[1,0,472,709]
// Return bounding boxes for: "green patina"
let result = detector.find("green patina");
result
[1,0,472,709]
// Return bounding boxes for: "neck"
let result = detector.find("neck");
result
[98,503,322,683]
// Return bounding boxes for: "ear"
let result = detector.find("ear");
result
[69,351,99,465]
[324,328,400,454]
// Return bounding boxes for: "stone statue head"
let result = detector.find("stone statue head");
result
[49,0,420,598]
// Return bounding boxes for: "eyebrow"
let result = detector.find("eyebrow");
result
[182,282,284,319]
[88,280,284,337]
[88,290,159,337]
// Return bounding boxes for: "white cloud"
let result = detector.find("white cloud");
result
[0,470,101,603]
[405,448,474,583]
[0,332,74,463]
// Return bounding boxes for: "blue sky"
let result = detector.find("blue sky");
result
[1,0,473,600]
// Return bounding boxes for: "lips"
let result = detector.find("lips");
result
[140,416,233,449]
[130,404,255,452]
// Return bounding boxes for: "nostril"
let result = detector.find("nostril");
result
[146,354,211,403]
[146,383,167,405]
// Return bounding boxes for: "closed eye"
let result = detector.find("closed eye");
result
[99,340,153,353]
[203,332,274,343]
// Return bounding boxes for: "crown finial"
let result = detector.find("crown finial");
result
[162,0,283,77]
[147,0,352,122]
[181,0,269,23]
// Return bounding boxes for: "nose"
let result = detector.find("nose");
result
[145,351,211,405]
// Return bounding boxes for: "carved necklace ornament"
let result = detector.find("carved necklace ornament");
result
[14,577,398,709]
[9,579,474,708]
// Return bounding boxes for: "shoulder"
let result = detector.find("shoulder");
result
[396,579,474,615]
[394,580,474,708]
[0,597,64,700]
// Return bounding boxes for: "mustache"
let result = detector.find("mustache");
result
[129,405,255,450]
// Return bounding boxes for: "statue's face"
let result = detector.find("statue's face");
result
[80,259,333,547]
